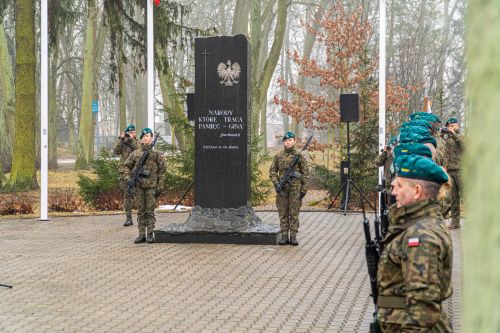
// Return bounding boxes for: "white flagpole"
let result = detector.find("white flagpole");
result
[378,0,386,211]
[147,0,154,130]
[40,0,49,221]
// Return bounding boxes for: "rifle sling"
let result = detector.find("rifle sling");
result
[377,295,406,309]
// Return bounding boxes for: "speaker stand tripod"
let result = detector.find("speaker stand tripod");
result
[328,122,376,214]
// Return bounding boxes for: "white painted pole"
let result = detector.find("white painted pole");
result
[147,0,154,130]
[40,0,49,221]
[378,0,386,212]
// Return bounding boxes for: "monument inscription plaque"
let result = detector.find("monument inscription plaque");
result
[155,35,279,244]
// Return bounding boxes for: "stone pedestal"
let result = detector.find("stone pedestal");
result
[155,206,279,244]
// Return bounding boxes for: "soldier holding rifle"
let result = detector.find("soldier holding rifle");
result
[376,154,453,332]
[269,132,310,246]
[123,128,166,244]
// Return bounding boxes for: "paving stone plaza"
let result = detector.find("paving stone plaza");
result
[0,211,462,332]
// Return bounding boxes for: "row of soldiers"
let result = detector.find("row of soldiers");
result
[376,113,464,229]
[373,112,464,332]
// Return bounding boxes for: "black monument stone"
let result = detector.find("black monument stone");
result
[155,35,279,244]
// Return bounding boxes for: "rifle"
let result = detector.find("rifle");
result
[127,132,160,194]
[378,178,390,238]
[275,135,313,196]
[363,204,382,333]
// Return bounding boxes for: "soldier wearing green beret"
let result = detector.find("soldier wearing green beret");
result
[113,124,137,226]
[269,131,310,246]
[123,128,166,243]
[377,154,453,332]
[442,117,464,229]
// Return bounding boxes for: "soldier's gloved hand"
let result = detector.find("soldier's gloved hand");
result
[274,183,282,194]
[300,191,306,199]
[155,188,162,198]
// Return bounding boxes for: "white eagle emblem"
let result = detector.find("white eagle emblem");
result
[217,60,241,86]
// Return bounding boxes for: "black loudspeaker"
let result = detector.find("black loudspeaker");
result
[186,93,195,121]
[340,93,359,122]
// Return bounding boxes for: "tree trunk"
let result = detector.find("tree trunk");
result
[48,50,59,169]
[9,0,38,190]
[156,44,189,151]
[75,0,97,170]
[0,21,15,179]
[251,0,288,149]
[117,30,127,132]
[464,1,499,332]
[232,0,250,35]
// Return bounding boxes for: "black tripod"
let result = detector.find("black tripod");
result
[328,122,375,214]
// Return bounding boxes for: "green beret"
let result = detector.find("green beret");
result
[399,132,437,148]
[395,154,448,184]
[399,126,430,137]
[394,143,433,159]
[140,127,153,139]
[402,120,433,130]
[445,117,458,126]
[125,124,136,133]
[409,112,441,123]
[283,131,295,141]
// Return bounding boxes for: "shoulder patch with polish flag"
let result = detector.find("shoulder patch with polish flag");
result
[408,237,420,247]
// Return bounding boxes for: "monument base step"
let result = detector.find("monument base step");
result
[154,230,279,245]
[154,205,280,245]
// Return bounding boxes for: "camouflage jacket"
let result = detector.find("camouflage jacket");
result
[269,147,310,192]
[377,199,453,332]
[122,144,166,190]
[434,135,446,166]
[375,149,395,183]
[113,137,137,164]
[443,131,463,171]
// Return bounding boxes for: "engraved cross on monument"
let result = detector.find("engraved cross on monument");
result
[155,35,280,244]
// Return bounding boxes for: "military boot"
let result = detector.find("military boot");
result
[289,232,299,246]
[278,231,289,245]
[134,234,146,243]
[123,214,133,226]
[146,234,155,243]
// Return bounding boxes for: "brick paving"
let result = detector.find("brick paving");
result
[0,212,462,332]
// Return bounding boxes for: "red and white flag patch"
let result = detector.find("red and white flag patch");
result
[408,237,420,247]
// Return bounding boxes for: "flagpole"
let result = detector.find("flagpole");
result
[378,0,386,212]
[40,0,49,221]
[147,0,154,130]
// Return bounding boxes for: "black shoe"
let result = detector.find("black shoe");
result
[123,216,133,226]
[146,234,155,243]
[289,236,299,246]
[134,235,146,243]
[278,237,289,245]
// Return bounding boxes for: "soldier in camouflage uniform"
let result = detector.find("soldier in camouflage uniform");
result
[377,154,453,332]
[269,132,310,246]
[123,128,166,243]
[113,124,137,226]
[375,136,397,205]
[442,117,463,229]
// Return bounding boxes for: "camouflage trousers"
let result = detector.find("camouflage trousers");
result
[448,170,462,226]
[276,189,302,233]
[119,178,134,215]
[134,187,157,236]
